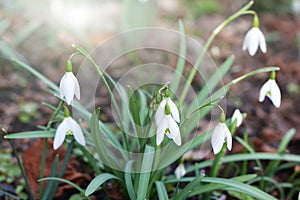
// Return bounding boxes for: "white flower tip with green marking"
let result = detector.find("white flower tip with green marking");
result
[231,109,243,127]
[53,117,85,150]
[259,79,281,108]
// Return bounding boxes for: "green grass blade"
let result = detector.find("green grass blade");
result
[38,177,84,194]
[42,155,59,200]
[125,160,137,200]
[265,128,296,176]
[200,177,277,200]
[188,174,256,195]
[85,173,120,196]
[186,153,300,172]
[4,130,55,139]
[11,58,59,92]
[137,145,154,200]
[170,19,186,94]
[176,175,204,200]
[155,181,169,200]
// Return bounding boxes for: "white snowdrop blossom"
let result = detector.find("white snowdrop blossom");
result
[231,109,243,127]
[59,72,80,105]
[156,114,181,146]
[53,117,85,150]
[211,123,232,155]
[155,91,181,146]
[211,112,232,155]
[259,79,281,108]
[243,27,267,56]
[175,163,186,179]
[155,97,180,124]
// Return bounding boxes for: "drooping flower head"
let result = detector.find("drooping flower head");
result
[211,112,232,155]
[59,60,80,105]
[243,15,267,56]
[175,163,186,179]
[155,88,181,146]
[231,109,243,127]
[259,71,281,108]
[53,106,85,150]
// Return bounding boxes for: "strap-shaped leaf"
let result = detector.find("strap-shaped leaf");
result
[85,173,120,196]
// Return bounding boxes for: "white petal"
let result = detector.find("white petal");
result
[248,28,260,56]
[257,28,267,53]
[69,118,85,146]
[155,99,166,126]
[60,72,76,105]
[211,123,226,154]
[175,164,186,179]
[173,132,182,146]
[156,117,167,145]
[71,73,80,100]
[269,80,281,108]
[222,123,232,151]
[53,118,68,150]
[167,97,180,123]
[59,73,67,98]
[259,79,271,102]
[231,109,243,127]
[242,29,252,51]
[166,115,179,139]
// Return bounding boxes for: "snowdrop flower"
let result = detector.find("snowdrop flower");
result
[155,89,181,146]
[175,163,186,179]
[243,16,266,56]
[231,109,243,127]
[53,107,85,150]
[155,89,180,124]
[259,71,281,108]
[59,60,80,105]
[211,112,232,155]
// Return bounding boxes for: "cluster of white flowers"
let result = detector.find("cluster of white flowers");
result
[53,60,85,150]
[155,89,181,146]
[208,15,282,155]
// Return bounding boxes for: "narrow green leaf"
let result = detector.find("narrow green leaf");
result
[265,128,296,176]
[188,174,256,195]
[42,156,59,200]
[200,177,277,200]
[137,145,154,200]
[38,177,84,194]
[176,175,204,200]
[186,153,300,173]
[155,181,169,200]
[11,58,59,92]
[125,160,136,200]
[170,19,186,93]
[4,130,55,139]
[85,173,120,196]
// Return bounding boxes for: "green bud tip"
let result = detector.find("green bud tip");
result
[165,104,171,115]
[64,106,70,117]
[270,71,276,80]
[156,94,162,104]
[165,88,170,97]
[66,60,73,72]
[220,112,226,123]
[253,15,259,28]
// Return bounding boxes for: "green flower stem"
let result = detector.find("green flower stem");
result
[39,100,64,199]
[72,45,130,152]
[179,1,254,106]
[1,128,35,200]
[46,141,74,199]
[210,120,237,177]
